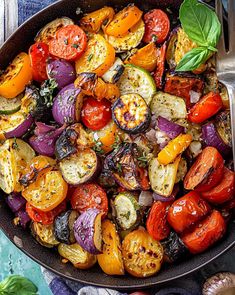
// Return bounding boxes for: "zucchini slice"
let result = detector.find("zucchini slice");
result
[150,92,187,120]
[59,148,99,185]
[117,64,156,105]
[0,94,22,115]
[175,158,187,183]
[148,157,181,197]
[113,192,141,230]
[105,20,145,53]
[102,58,124,83]
[112,93,150,134]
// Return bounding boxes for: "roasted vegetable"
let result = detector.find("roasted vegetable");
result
[215,111,232,148]
[175,158,187,183]
[150,92,187,120]
[97,220,124,275]
[54,210,79,244]
[102,58,124,84]
[104,143,149,191]
[93,120,117,153]
[117,64,156,105]
[113,192,141,231]
[105,20,145,53]
[74,208,103,254]
[0,94,22,115]
[112,94,151,134]
[154,43,167,89]
[52,84,83,125]
[59,148,100,185]
[35,17,74,44]
[122,228,163,277]
[31,222,59,248]
[161,231,188,263]
[58,243,97,269]
[166,27,179,69]
[148,157,180,197]
[55,123,93,161]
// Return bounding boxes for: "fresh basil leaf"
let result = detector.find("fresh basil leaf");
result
[179,0,221,48]
[175,47,211,71]
[0,275,38,295]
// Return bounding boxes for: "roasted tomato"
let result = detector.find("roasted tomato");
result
[29,42,50,82]
[80,7,115,33]
[26,200,67,225]
[49,25,87,61]
[0,53,32,98]
[181,210,226,254]
[71,183,108,217]
[147,201,172,241]
[164,73,204,108]
[22,170,68,212]
[167,192,211,233]
[154,42,167,89]
[143,9,170,44]
[105,4,143,37]
[122,228,163,277]
[81,97,112,131]
[184,147,224,192]
[93,120,117,153]
[201,168,235,204]
[188,92,223,124]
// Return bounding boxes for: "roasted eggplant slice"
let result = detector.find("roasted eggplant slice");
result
[31,222,59,248]
[112,94,151,134]
[104,143,149,191]
[113,192,141,230]
[215,111,232,148]
[161,231,188,263]
[54,210,79,244]
[102,58,124,84]
[59,148,100,185]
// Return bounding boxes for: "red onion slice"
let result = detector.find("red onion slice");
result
[157,116,184,139]
[5,115,34,138]
[138,191,153,207]
[6,193,26,213]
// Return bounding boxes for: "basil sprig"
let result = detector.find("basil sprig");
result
[176,0,221,71]
[0,275,38,295]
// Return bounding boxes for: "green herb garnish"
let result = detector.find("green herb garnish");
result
[92,139,105,155]
[176,0,221,72]
[64,38,68,45]
[87,54,94,62]
[39,78,58,108]
[72,44,79,48]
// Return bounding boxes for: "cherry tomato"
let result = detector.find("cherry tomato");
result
[181,210,226,254]
[81,97,112,131]
[49,25,87,61]
[26,200,66,225]
[0,53,32,98]
[164,73,204,108]
[143,9,170,44]
[71,183,108,217]
[167,192,211,233]
[201,168,235,204]
[184,147,224,192]
[22,170,68,212]
[29,42,50,82]
[154,42,167,89]
[188,92,223,124]
[147,201,172,241]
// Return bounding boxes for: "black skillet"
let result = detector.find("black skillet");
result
[0,0,234,290]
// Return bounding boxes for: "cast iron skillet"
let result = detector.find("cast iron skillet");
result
[0,0,234,290]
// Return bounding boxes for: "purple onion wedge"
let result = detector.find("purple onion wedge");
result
[5,114,34,139]
[6,193,26,213]
[157,116,184,139]
[73,208,103,254]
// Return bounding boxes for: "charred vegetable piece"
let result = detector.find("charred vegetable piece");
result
[31,222,59,248]
[164,73,204,107]
[73,208,103,254]
[55,123,93,161]
[0,94,22,115]
[117,64,156,105]
[97,220,124,275]
[104,143,149,191]
[112,94,151,134]
[166,27,179,69]
[102,58,124,84]
[161,231,188,263]
[122,228,163,277]
[59,148,100,185]
[54,210,79,244]
[215,111,232,148]
[105,20,145,53]
[113,192,141,231]
[35,17,74,44]
[154,43,167,89]
[80,7,115,33]
[150,92,187,120]
[148,157,180,197]
[58,243,97,269]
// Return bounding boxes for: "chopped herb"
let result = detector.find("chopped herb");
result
[64,38,69,45]
[92,139,104,155]
[120,211,130,220]
[12,137,19,151]
[39,78,58,108]
[72,44,79,48]
[117,163,123,173]
[151,34,158,42]
[87,54,94,62]
[112,134,122,150]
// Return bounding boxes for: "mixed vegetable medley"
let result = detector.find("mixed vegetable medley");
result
[0,0,234,278]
